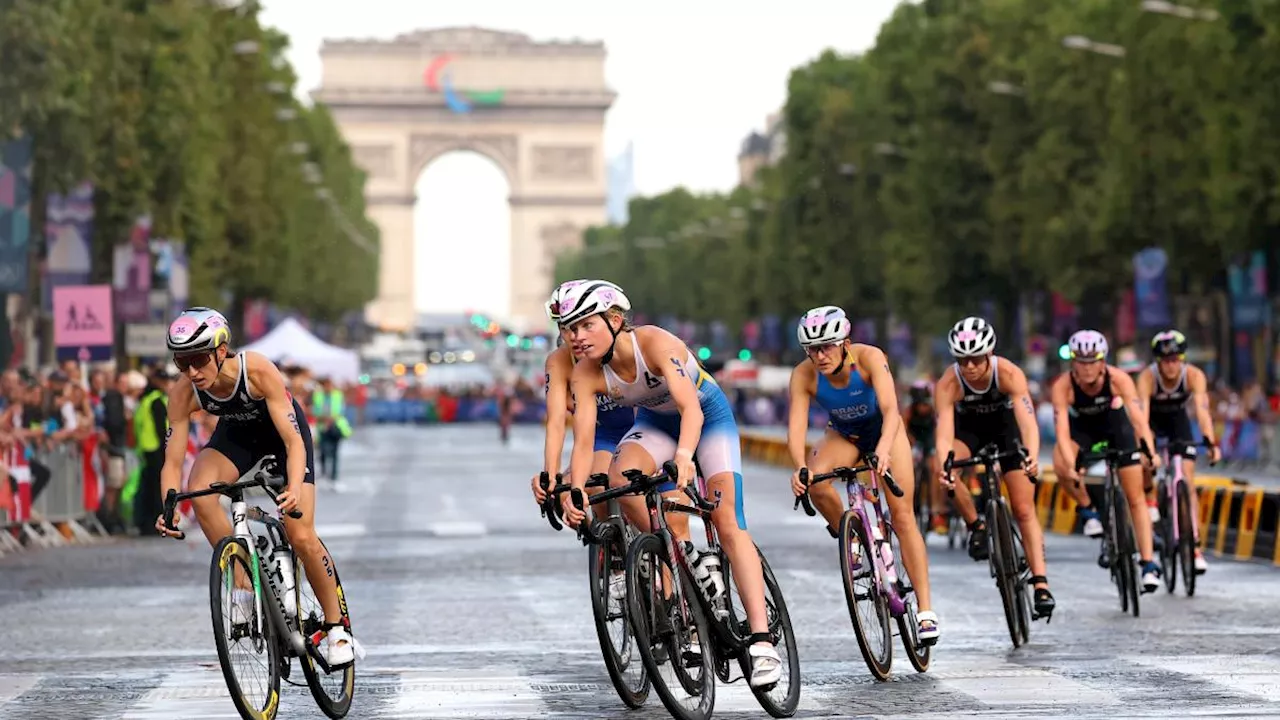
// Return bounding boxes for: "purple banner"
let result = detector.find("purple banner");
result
[1133,247,1172,330]
[43,182,95,311]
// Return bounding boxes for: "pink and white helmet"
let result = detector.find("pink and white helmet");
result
[947,316,997,357]
[1068,329,1109,361]
[797,306,851,348]
[167,307,231,353]
[545,279,588,322]
[552,280,631,327]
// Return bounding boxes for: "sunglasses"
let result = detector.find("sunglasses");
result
[173,352,214,372]
[956,356,986,367]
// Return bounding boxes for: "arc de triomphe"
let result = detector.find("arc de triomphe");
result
[313,27,616,332]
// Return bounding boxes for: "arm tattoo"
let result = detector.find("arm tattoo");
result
[286,411,300,436]
[164,426,173,447]
[669,357,686,377]
[1020,396,1035,415]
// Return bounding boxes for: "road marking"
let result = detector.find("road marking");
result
[315,523,369,539]
[426,521,487,537]
[930,655,1118,706]
[122,668,238,718]
[0,674,38,704]
[383,669,547,718]
[1128,654,1280,702]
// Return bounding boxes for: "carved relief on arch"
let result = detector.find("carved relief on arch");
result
[538,221,585,274]
[408,133,519,184]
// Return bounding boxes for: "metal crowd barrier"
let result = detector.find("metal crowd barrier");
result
[1,441,109,557]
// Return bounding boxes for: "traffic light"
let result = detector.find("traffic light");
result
[697,346,712,361]
[520,338,533,350]
[738,348,753,361]
[506,334,519,347]
[1058,343,1072,361]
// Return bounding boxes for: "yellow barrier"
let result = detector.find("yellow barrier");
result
[740,431,1279,567]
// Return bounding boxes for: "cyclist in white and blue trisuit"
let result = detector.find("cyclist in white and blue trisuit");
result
[153,307,354,668]
[555,280,782,689]
[785,306,939,645]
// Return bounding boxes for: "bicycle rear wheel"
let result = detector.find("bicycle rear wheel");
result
[296,539,356,719]
[840,511,892,680]
[625,533,715,720]
[210,536,282,720]
[1176,481,1197,597]
[588,522,649,708]
[889,525,931,673]
[721,545,802,718]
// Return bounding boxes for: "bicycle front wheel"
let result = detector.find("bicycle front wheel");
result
[722,545,802,718]
[1176,481,1197,597]
[210,536,282,720]
[297,539,356,718]
[840,511,892,680]
[625,533,715,720]
[588,522,649,708]
[1157,478,1177,594]
[1110,481,1140,618]
[990,500,1027,648]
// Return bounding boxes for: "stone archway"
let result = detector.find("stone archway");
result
[313,27,616,332]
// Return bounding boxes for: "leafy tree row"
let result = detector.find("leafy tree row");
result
[0,0,378,324]
[556,0,1277,360]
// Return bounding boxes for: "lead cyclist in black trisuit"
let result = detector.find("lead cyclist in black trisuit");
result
[154,307,355,668]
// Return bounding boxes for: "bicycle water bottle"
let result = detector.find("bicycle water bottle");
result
[271,544,297,617]
[684,542,728,618]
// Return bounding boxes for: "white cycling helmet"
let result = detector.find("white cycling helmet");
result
[796,306,851,348]
[545,279,588,323]
[553,279,631,328]
[947,316,997,357]
[167,307,231,353]
[1068,329,1109,361]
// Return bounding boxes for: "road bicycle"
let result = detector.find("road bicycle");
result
[584,461,801,720]
[795,453,931,681]
[1153,438,1212,597]
[539,472,650,708]
[162,456,357,720]
[1074,440,1153,617]
[943,441,1045,649]
[912,443,964,549]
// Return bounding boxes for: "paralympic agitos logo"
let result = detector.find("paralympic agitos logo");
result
[423,55,505,114]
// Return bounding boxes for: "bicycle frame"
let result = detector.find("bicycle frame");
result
[799,458,909,617]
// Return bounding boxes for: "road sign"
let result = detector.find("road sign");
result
[53,284,114,362]
[125,323,169,357]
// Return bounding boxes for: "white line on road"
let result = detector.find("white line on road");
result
[383,669,547,719]
[122,667,240,718]
[314,523,370,539]
[0,674,38,704]
[1127,654,1280,702]
[928,654,1119,706]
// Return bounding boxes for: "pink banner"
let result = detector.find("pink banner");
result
[53,284,114,348]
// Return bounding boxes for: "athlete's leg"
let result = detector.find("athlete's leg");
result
[805,428,860,535]
[186,448,241,549]
[946,437,987,560]
[1003,466,1049,590]
[610,428,687,540]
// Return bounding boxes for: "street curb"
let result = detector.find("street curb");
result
[740,431,1280,568]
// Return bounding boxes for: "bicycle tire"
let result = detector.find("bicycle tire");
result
[1176,481,1197,597]
[1111,481,1140,618]
[734,546,802,718]
[625,533,715,720]
[914,462,930,539]
[297,539,356,719]
[1157,477,1177,594]
[889,525,931,673]
[588,522,649,709]
[210,536,282,720]
[989,499,1023,648]
[1009,516,1032,645]
[839,511,892,680]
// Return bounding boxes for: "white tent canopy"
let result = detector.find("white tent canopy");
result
[240,317,360,383]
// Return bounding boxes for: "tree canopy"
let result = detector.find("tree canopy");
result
[0,0,378,322]
[557,0,1278,368]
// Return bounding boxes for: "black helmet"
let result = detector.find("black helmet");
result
[1150,329,1187,358]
